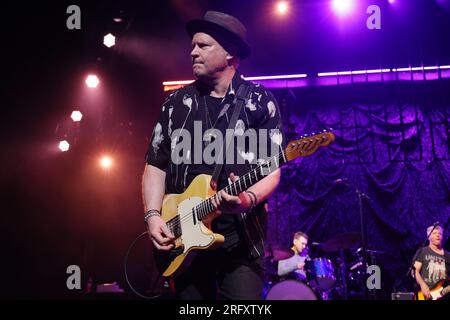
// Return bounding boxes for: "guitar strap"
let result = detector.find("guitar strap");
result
[210,83,252,191]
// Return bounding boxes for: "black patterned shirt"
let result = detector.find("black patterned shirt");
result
[145,72,284,255]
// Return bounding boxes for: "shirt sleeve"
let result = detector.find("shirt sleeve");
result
[254,87,285,168]
[277,255,299,276]
[414,247,425,264]
[144,93,174,170]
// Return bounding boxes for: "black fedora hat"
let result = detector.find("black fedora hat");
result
[186,11,251,59]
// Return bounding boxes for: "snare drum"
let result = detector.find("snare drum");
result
[265,280,317,300]
[305,258,336,291]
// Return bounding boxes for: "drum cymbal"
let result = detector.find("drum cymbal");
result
[354,247,386,256]
[265,244,294,261]
[321,232,361,252]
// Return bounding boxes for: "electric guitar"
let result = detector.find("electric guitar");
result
[154,131,335,277]
[417,280,450,300]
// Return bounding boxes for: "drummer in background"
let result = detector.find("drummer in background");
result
[278,232,309,281]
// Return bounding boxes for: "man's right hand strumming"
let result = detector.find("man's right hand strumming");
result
[147,216,175,251]
[142,165,173,251]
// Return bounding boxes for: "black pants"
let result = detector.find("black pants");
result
[174,244,264,300]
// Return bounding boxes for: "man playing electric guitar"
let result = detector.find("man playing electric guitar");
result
[142,11,284,300]
[414,224,450,300]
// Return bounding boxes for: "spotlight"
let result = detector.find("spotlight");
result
[113,10,125,23]
[59,140,70,152]
[103,33,116,48]
[70,110,83,122]
[332,0,355,16]
[85,75,99,88]
[388,0,396,3]
[100,156,112,169]
[276,1,289,15]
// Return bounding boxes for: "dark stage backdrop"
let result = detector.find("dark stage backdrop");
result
[266,80,450,296]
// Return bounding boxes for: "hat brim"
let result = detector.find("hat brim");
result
[186,19,251,60]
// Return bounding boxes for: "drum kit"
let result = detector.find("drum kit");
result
[264,232,383,300]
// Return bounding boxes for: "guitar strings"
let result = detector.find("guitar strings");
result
[167,137,321,233]
[185,137,322,223]
[166,136,326,233]
[168,151,285,233]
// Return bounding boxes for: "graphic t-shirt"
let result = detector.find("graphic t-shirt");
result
[416,246,450,288]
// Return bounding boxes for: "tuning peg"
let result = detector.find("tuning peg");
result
[322,129,328,133]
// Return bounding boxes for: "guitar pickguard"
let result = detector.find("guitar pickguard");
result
[177,197,215,253]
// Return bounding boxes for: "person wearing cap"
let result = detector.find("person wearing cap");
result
[142,11,284,299]
[413,224,450,299]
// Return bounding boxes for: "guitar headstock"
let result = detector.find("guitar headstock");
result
[285,130,335,161]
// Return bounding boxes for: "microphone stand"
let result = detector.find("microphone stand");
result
[355,188,371,299]
[333,179,371,299]
[334,179,370,250]
[356,189,370,250]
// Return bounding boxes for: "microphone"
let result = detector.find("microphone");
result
[427,221,442,237]
[311,242,321,246]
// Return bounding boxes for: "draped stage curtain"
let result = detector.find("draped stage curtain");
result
[267,82,450,294]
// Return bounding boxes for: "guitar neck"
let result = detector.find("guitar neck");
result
[195,150,287,220]
[192,131,335,221]
[223,151,287,196]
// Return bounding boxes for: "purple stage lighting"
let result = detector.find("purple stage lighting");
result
[436,0,450,9]
[276,1,289,15]
[163,65,450,91]
[244,74,307,81]
[332,0,355,16]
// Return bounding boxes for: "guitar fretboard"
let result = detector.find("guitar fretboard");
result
[193,150,287,221]
[165,131,333,237]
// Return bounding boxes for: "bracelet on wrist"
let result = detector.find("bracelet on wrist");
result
[144,209,161,223]
[246,191,257,209]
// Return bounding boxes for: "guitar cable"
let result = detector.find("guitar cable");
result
[123,231,163,299]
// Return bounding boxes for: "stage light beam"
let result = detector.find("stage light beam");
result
[103,33,116,48]
[59,140,70,152]
[332,0,355,16]
[276,1,289,15]
[85,75,100,88]
[70,110,83,122]
[100,156,112,169]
